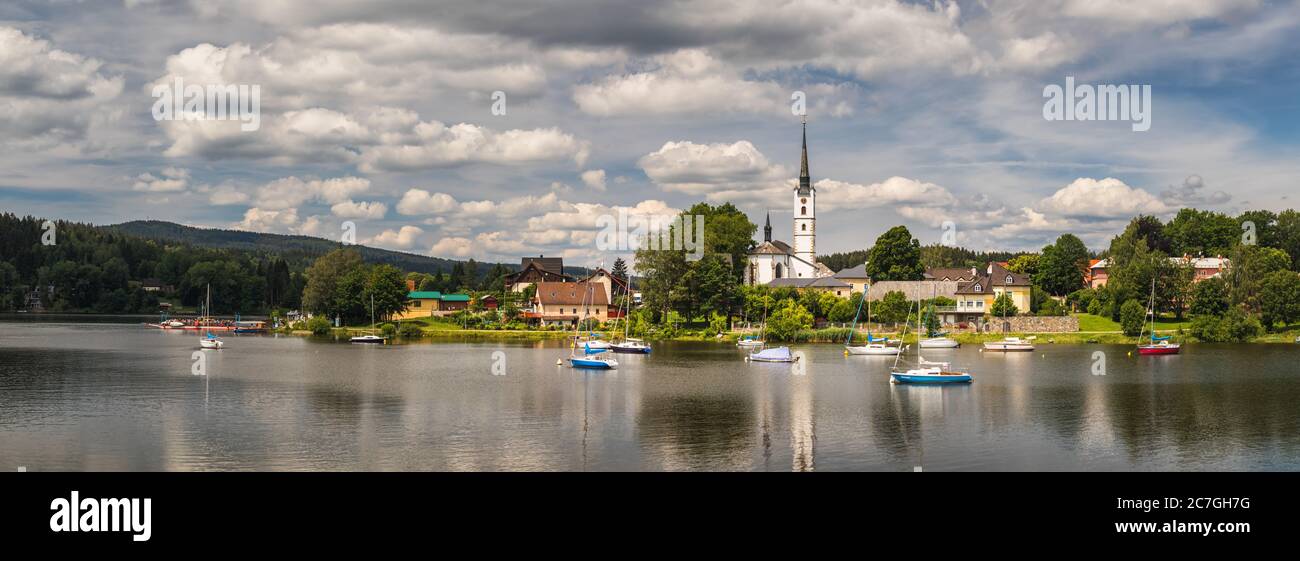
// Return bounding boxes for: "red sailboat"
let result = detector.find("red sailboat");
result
[1137,279,1180,355]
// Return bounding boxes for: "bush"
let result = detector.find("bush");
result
[306,316,332,336]
[397,322,423,338]
[1190,308,1262,342]
[1086,298,1102,316]
[766,301,813,341]
[1037,298,1066,317]
[1119,299,1145,337]
[380,323,397,337]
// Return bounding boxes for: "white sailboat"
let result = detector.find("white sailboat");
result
[566,275,617,369]
[351,293,386,344]
[918,284,959,348]
[198,284,224,349]
[891,297,972,384]
[738,294,767,348]
[845,283,900,356]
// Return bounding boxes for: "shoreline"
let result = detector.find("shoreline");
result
[4,315,1295,345]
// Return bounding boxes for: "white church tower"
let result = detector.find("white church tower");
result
[792,116,815,264]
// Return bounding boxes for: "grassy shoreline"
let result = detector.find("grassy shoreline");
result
[305,323,1299,345]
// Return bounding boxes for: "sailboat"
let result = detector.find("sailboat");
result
[198,284,224,349]
[351,293,386,344]
[845,284,901,356]
[1137,278,1180,355]
[609,287,651,354]
[891,297,972,384]
[738,294,768,348]
[918,284,960,348]
[566,279,617,369]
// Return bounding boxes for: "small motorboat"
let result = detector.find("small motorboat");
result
[747,346,798,363]
[983,337,1035,351]
[737,336,765,348]
[919,337,960,348]
[199,333,224,349]
[846,343,902,355]
[569,354,618,369]
[610,338,652,354]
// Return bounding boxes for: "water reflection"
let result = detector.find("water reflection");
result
[2,323,1300,471]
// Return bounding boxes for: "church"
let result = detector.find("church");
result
[744,119,835,285]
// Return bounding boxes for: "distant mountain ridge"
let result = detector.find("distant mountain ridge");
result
[106,220,501,275]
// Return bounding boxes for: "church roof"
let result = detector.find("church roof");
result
[751,240,795,255]
[797,118,812,195]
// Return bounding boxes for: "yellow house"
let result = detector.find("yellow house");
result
[392,291,472,320]
[953,262,1032,316]
[832,264,871,294]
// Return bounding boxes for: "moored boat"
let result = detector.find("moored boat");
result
[983,337,1035,351]
[568,354,618,369]
[747,346,798,363]
[920,337,960,348]
[610,338,652,354]
[846,342,901,355]
[1136,279,1180,355]
[891,297,973,384]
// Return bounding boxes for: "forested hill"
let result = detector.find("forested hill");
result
[107,220,496,275]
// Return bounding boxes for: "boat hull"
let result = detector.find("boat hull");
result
[920,338,960,348]
[568,357,617,369]
[1137,344,1180,355]
[199,339,224,349]
[350,337,384,344]
[845,345,900,355]
[610,344,651,354]
[891,372,972,384]
[983,343,1034,352]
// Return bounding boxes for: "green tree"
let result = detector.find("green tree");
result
[873,291,911,324]
[365,264,409,320]
[1238,210,1279,248]
[1005,254,1040,278]
[682,201,757,284]
[765,300,813,341]
[1190,307,1262,342]
[1227,245,1292,312]
[828,298,856,323]
[1119,299,1145,337]
[1190,276,1229,317]
[866,226,924,281]
[1258,270,1300,330]
[302,249,364,320]
[610,258,629,297]
[1038,234,1091,296]
[990,293,1018,318]
[1276,209,1300,271]
[1167,208,1238,257]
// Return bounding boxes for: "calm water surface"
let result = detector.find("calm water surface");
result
[2,322,1298,471]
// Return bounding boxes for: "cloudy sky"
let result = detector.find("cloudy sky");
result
[3,0,1299,269]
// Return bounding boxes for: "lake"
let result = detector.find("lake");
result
[2,321,1298,471]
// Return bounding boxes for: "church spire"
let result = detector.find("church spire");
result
[798,115,811,194]
[764,212,772,242]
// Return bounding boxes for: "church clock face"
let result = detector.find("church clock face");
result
[800,198,807,204]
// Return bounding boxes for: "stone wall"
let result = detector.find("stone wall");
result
[955,316,1079,333]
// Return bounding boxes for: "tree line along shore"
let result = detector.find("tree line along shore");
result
[4,205,1300,345]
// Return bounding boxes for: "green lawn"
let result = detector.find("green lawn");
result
[1073,313,1192,332]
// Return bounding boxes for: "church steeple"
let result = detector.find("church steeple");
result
[798,115,811,195]
[764,212,772,242]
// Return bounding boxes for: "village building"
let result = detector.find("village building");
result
[1088,256,1229,289]
[504,256,573,293]
[744,118,835,285]
[392,291,471,320]
[951,262,1033,319]
[529,281,609,327]
[832,264,871,294]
